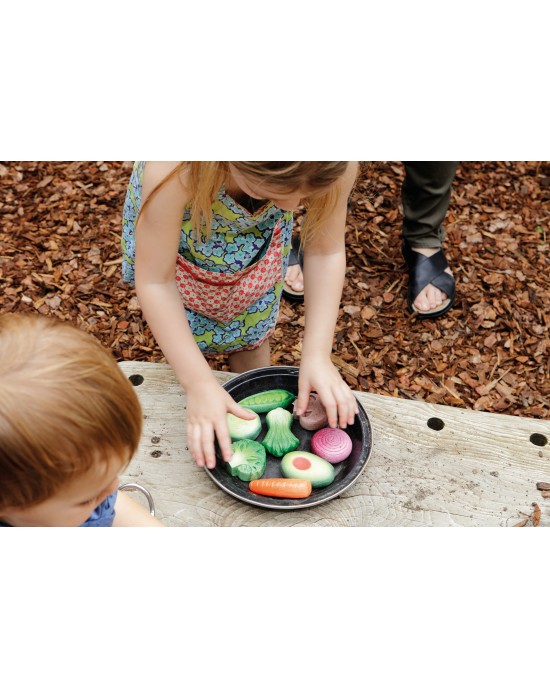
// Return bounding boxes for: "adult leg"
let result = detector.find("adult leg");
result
[402,162,458,317]
[228,337,271,373]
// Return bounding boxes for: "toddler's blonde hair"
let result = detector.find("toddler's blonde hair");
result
[138,161,352,244]
[0,314,142,509]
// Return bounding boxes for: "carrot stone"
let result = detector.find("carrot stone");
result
[249,478,312,499]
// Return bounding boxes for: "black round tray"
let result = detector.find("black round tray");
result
[205,366,373,510]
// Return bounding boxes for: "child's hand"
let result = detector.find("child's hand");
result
[295,355,359,430]
[186,379,257,469]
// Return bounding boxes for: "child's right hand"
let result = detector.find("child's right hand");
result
[185,379,257,469]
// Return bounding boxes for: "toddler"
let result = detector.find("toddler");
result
[0,314,162,527]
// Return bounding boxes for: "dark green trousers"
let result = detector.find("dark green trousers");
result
[402,162,458,248]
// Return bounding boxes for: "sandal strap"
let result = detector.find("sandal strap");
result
[287,235,304,269]
[403,243,455,300]
[430,270,455,298]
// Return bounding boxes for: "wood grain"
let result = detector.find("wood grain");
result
[119,362,550,527]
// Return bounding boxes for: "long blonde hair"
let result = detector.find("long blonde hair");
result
[0,314,143,509]
[138,162,352,244]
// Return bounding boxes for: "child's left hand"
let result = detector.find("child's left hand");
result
[295,355,359,430]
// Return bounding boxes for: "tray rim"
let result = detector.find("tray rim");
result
[204,365,373,510]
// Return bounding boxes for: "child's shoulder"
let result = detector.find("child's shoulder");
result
[143,161,190,186]
[141,162,193,204]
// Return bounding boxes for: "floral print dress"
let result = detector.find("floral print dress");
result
[121,162,294,353]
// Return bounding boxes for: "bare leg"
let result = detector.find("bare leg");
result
[228,338,271,373]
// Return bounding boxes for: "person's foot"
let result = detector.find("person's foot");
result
[282,235,305,302]
[410,246,453,312]
[284,263,304,294]
[283,244,454,316]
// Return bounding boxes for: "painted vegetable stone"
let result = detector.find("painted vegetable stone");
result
[262,407,300,457]
[294,392,328,431]
[281,451,335,488]
[226,439,266,482]
[249,478,312,499]
[311,427,352,464]
[226,411,262,441]
[239,389,296,414]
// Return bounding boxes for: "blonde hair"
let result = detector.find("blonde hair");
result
[0,314,143,509]
[138,161,351,244]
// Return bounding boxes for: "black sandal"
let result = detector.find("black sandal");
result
[402,241,456,319]
[282,235,304,303]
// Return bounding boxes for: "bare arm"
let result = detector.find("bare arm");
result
[134,163,254,468]
[112,490,164,526]
[135,162,210,391]
[296,161,360,428]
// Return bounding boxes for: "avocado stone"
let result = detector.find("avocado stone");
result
[280,451,335,488]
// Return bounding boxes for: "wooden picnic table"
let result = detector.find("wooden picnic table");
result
[119,361,550,527]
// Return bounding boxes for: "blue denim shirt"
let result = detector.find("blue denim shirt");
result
[0,490,117,527]
[80,491,117,527]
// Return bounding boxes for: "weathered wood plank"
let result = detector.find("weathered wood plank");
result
[119,361,550,527]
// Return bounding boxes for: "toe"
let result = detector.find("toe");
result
[285,265,304,291]
[414,285,448,312]
[414,287,431,312]
[428,285,443,309]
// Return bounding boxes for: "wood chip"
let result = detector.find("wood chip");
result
[532,503,541,527]
[36,175,54,188]
[361,306,376,321]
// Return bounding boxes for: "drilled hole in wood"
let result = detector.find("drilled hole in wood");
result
[129,374,144,386]
[530,433,548,447]
[427,417,445,431]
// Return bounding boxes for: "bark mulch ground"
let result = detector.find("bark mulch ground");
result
[1,161,548,419]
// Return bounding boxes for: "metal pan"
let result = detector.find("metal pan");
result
[205,366,372,510]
